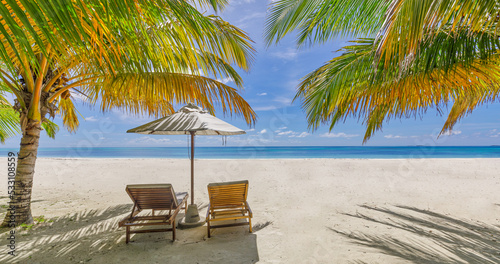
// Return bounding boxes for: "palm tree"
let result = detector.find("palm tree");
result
[265,0,500,142]
[1,0,256,226]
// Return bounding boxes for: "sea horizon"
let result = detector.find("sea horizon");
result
[1,146,500,159]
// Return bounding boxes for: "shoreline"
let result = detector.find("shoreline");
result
[30,157,500,160]
[2,146,500,160]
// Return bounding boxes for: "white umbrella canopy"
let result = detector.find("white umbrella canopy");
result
[127,103,246,226]
[127,103,245,136]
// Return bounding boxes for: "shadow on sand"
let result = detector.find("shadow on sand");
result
[331,205,500,264]
[0,204,259,263]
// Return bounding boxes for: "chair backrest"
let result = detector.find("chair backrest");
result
[126,184,178,210]
[207,180,248,208]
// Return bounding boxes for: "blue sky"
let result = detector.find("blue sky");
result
[3,0,500,149]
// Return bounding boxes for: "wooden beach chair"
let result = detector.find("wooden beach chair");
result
[206,180,252,238]
[118,184,188,243]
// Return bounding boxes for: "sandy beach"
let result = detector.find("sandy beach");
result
[0,158,499,263]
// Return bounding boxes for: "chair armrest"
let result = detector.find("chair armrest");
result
[245,201,253,218]
[206,203,211,219]
[119,203,141,227]
[118,215,130,227]
[178,193,189,206]
[170,196,187,221]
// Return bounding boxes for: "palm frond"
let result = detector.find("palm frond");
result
[56,96,79,132]
[41,119,59,139]
[297,38,500,142]
[1,1,241,76]
[265,0,389,46]
[0,81,20,142]
[82,72,256,125]
[0,103,20,143]
[376,0,500,70]
[188,0,229,11]
[266,0,500,142]
[136,18,253,85]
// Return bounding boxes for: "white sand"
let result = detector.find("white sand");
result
[1,158,499,263]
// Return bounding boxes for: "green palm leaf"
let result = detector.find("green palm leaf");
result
[267,0,500,142]
[297,37,500,142]
[265,0,388,46]
[0,103,19,143]
[41,119,59,139]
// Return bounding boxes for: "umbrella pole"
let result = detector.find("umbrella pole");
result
[190,131,195,205]
[179,131,204,228]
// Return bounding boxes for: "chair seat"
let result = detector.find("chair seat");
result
[119,184,188,243]
[206,180,252,238]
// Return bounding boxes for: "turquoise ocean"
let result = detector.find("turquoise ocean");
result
[1,146,500,159]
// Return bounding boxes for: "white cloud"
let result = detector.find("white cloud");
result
[217,77,234,84]
[257,93,267,96]
[246,128,255,132]
[253,105,280,111]
[259,129,267,134]
[320,132,358,138]
[225,136,276,145]
[384,134,407,139]
[275,130,310,138]
[275,126,288,133]
[128,137,170,144]
[487,129,500,138]
[293,132,310,138]
[85,116,98,122]
[231,0,256,4]
[270,48,298,60]
[277,130,294,136]
[441,130,462,136]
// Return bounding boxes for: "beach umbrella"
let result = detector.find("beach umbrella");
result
[127,103,245,226]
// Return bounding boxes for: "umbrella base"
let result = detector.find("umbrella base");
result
[179,204,205,229]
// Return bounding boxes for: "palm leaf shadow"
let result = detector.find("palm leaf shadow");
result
[253,221,272,232]
[331,205,500,264]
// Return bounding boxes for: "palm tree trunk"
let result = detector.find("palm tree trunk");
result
[1,117,41,226]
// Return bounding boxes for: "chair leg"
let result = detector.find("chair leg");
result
[126,226,130,244]
[249,217,252,233]
[172,220,176,241]
[207,220,211,238]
